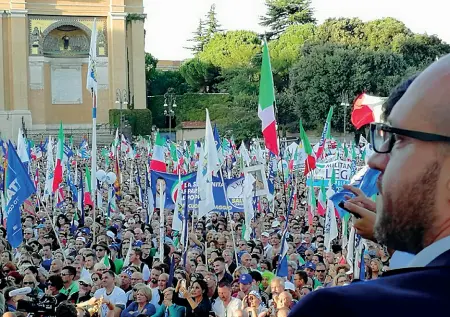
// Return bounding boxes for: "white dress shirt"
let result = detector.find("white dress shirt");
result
[212,297,242,317]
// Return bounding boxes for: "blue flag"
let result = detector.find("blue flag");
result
[331,166,380,218]
[5,141,36,248]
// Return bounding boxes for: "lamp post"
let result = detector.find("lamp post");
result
[116,89,128,135]
[341,91,350,140]
[163,90,177,138]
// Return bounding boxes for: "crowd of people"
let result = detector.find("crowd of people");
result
[0,127,392,317]
[5,55,447,317]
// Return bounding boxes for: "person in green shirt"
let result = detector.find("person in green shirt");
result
[60,266,79,304]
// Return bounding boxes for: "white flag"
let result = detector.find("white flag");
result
[86,19,98,95]
[346,226,356,274]
[243,173,256,241]
[43,136,54,201]
[324,199,338,251]
[172,173,183,232]
[198,109,219,217]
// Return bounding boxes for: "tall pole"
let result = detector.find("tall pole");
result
[91,88,97,243]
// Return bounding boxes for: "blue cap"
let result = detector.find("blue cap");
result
[305,262,316,271]
[239,274,252,285]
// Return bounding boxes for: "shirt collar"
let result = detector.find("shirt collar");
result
[408,235,450,267]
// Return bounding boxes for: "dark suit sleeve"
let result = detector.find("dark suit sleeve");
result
[288,289,337,317]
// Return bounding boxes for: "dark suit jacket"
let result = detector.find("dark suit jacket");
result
[289,249,450,316]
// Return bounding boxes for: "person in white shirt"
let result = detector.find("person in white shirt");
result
[212,281,242,317]
[94,270,127,317]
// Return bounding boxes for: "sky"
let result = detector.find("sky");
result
[144,0,450,60]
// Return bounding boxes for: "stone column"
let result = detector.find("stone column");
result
[108,12,128,109]
[9,9,29,110]
[0,13,6,110]
[129,19,146,109]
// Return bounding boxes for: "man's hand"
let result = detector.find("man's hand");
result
[342,185,377,242]
[343,185,376,211]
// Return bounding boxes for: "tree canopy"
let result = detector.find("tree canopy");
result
[260,0,316,37]
[146,15,450,140]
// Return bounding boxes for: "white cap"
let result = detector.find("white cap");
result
[285,281,295,291]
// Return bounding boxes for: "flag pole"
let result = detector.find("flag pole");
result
[219,169,239,265]
[159,182,165,262]
[91,89,97,244]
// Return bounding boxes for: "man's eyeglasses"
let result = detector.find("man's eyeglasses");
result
[316,269,326,273]
[23,282,34,286]
[370,122,450,154]
[92,277,99,282]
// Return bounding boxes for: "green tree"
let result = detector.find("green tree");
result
[204,4,223,43]
[147,70,188,96]
[393,34,450,67]
[363,18,412,50]
[179,58,220,92]
[145,52,158,81]
[186,19,207,53]
[269,23,316,74]
[315,18,367,47]
[198,30,261,68]
[260,0,316,37]
[287,43,409,132]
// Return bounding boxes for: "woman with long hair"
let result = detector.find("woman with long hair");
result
[173,278,211,317]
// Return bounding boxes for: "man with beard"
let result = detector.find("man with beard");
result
[289,56,450,316]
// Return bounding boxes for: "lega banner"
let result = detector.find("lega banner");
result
[150,171,244,213]
[306,159,352,188]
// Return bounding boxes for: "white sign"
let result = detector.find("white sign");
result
[51,66,82,104]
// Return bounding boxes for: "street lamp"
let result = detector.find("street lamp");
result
[341,91,350,140]
[116,89,128,135]
[163,90,177,138]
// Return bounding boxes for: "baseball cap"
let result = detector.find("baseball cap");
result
[78,278,92,287]
[261,232,270,238]
[239,274,252,285]
[305,262,316,271]
[285,281,295,291]
[271,220,281,228]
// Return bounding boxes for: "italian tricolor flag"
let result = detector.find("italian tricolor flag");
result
[149,132,166,172]
[52,122,64,193]
[84,166,93,207]
[300,120,316,176]
[258,39,279,156]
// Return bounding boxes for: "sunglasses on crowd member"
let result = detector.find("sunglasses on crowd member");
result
[79,282,89,287]
[96,248,106,252]
[370,122,450,154]
[92,277,100,282]
[23,282,35,286]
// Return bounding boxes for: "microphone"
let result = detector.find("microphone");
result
[9,287,32,297]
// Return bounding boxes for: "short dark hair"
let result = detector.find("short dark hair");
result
[56,301,77,317]
[295,270,308,284]
[62,266,76,277]
[249,271,262,283]
[132,248,142,258]
[382,75,418,121]
[25,266,39,276]
[218,281,231,289]
[48,274,64,290]
[213,257,225,264]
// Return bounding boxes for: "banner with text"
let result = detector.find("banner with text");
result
[150,171,244,213]
[306,159,352,188]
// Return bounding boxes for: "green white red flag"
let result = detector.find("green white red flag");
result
[258,39,279,156]
[300,120,316,175]
[150,132,166,172]
[52,122,64,193]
